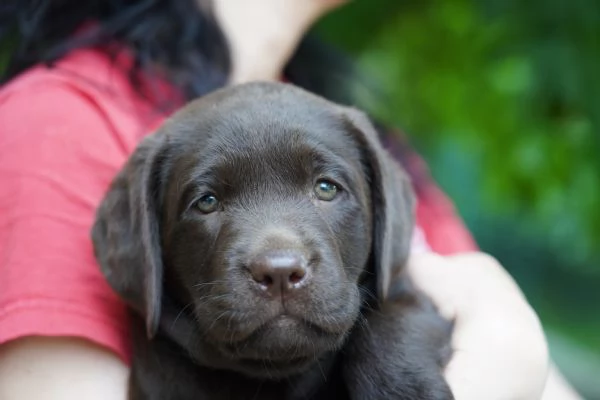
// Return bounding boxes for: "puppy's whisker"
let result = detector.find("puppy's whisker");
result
[355,312,369,330]
[171,303,194,330]
[225,311,237,336]
[192,280,229,289]
[238,335,251,358]
[228,327,237,346]
[345,266,369,274]
[250,381,264,400]
[262,359,273,380]
[358,285,380,307]
[205,310,231,334]
[193,293,231,307]
[315,357,327,381]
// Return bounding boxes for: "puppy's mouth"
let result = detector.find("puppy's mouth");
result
[237,354,313,369]
[215,315,344,377]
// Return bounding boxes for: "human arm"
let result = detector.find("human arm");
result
[407,252,581,400]
[0,337,128,400]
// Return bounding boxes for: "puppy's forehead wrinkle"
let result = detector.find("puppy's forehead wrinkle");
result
[167,100,367,200]
[178,130,362,199]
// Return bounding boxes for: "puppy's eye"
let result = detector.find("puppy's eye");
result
[194,194,220,213]
[314,179,339,201]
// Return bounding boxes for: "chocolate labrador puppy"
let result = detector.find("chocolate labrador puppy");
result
[92,82,454,399]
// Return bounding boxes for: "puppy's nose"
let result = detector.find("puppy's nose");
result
[248,251,308,296]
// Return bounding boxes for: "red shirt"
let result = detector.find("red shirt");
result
[0,48,476,364]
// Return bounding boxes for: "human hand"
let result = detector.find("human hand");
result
[407,252,580,400]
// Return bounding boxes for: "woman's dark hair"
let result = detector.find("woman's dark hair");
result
[0,0,231,97]
[0,0,360,104]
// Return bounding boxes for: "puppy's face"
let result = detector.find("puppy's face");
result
[162,113,371,376]
[93,82,415,380]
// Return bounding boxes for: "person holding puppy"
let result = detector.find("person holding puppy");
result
[0,0,579,399]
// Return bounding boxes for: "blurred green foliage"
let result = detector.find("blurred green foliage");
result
[316,0,600,397]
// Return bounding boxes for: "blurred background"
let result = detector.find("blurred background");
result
[313,0,599,398]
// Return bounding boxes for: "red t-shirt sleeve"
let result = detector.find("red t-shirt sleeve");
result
[411,157,478,255]
[0,81,132,362]
[415,184,479,255]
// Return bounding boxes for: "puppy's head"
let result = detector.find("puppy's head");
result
[92,82,414,378]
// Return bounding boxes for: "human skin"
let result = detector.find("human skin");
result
[408,252,581,400]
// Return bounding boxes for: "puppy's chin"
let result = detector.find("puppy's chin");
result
[214,315,348,379]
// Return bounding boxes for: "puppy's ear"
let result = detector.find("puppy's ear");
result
[91,133,167,338]
[339,107,416,301]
